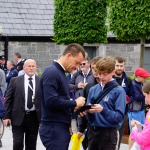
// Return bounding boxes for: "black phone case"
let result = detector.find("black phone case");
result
[72,105,94,118]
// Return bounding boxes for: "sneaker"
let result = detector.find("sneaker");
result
[0,140,2,148]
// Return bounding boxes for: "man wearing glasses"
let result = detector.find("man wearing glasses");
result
[69,57,95,133]
[69,57,95,102]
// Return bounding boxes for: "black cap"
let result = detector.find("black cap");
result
[0,55,5,60]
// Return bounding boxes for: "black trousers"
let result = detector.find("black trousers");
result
[12,111,39,150]
[88,126,118,150]
[118,114,128,149]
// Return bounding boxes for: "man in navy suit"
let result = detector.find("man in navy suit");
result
[3,59,41,150]
[6,60,18,91]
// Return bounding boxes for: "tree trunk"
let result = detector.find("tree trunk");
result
[139,38,145,67]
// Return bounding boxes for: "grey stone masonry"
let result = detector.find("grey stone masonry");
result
[0,41,4,52]
[7,42,141,75]
[98,43,141,75]
[8,42,62,73]
[0,41,141,75]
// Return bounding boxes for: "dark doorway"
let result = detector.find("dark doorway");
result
[144,47,150,72]
[84,46,96,59]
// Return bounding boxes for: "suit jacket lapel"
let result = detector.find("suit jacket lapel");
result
[34,75,40,99]
[20,75,25,99]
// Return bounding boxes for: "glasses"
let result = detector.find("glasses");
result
[80,63,86,66]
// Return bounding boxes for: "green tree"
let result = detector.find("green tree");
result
[54,0,108,45]
[109,0,150,67]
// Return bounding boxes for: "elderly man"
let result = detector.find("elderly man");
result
[3,59,41,150]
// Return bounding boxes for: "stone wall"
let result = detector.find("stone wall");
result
[0,41,141,75]
[7,42,63,73]
[98,43,141,75]
[0,41,4,54]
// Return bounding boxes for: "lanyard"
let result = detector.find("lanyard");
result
[121,79,126,87]
[28,82,35,99]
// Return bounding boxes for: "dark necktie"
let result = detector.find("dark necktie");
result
[27,78,33,109]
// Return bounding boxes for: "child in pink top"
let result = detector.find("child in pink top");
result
[130,80,150,150]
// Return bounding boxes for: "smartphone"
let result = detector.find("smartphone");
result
[81,104,94,111]
[72,105,94,118]
[136,124,143,132]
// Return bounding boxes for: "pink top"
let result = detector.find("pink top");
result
[130,109,150,150]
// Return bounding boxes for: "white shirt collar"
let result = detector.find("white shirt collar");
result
[24,73,36,111]
[17,58,22,64]
[54,60,66,71]
[100,79,114,89]
[24,73,35,80]
[82,68,90,75]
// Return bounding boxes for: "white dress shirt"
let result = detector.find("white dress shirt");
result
[24,73,36,111]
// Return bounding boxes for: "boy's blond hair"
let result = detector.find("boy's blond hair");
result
[96,56,115,74]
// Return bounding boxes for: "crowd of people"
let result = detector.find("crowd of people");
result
[0,43,150,150]
[0,52,26,148]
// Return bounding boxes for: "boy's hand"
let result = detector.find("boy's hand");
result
[78,111,87,117]
[131,119,141,128]
[88,104,103,113]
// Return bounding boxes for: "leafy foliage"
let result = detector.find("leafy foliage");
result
[54,0,108,44]
[109,0,150,41]
[128,74,135,81]
[37,72,42,77]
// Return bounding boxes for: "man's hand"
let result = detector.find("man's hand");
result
[77,132,83,139]
[75,97,85,108]
[132,125,138,131]
[78,81,85,89]
[88,104,103,113]
[3,119,11,127]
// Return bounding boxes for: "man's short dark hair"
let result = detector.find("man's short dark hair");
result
[14,52,21,58]
[63,43,85,58]
[115,56,125,63]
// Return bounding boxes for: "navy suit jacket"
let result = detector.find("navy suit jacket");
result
[6,67,18,88]
[40,61,76,126]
